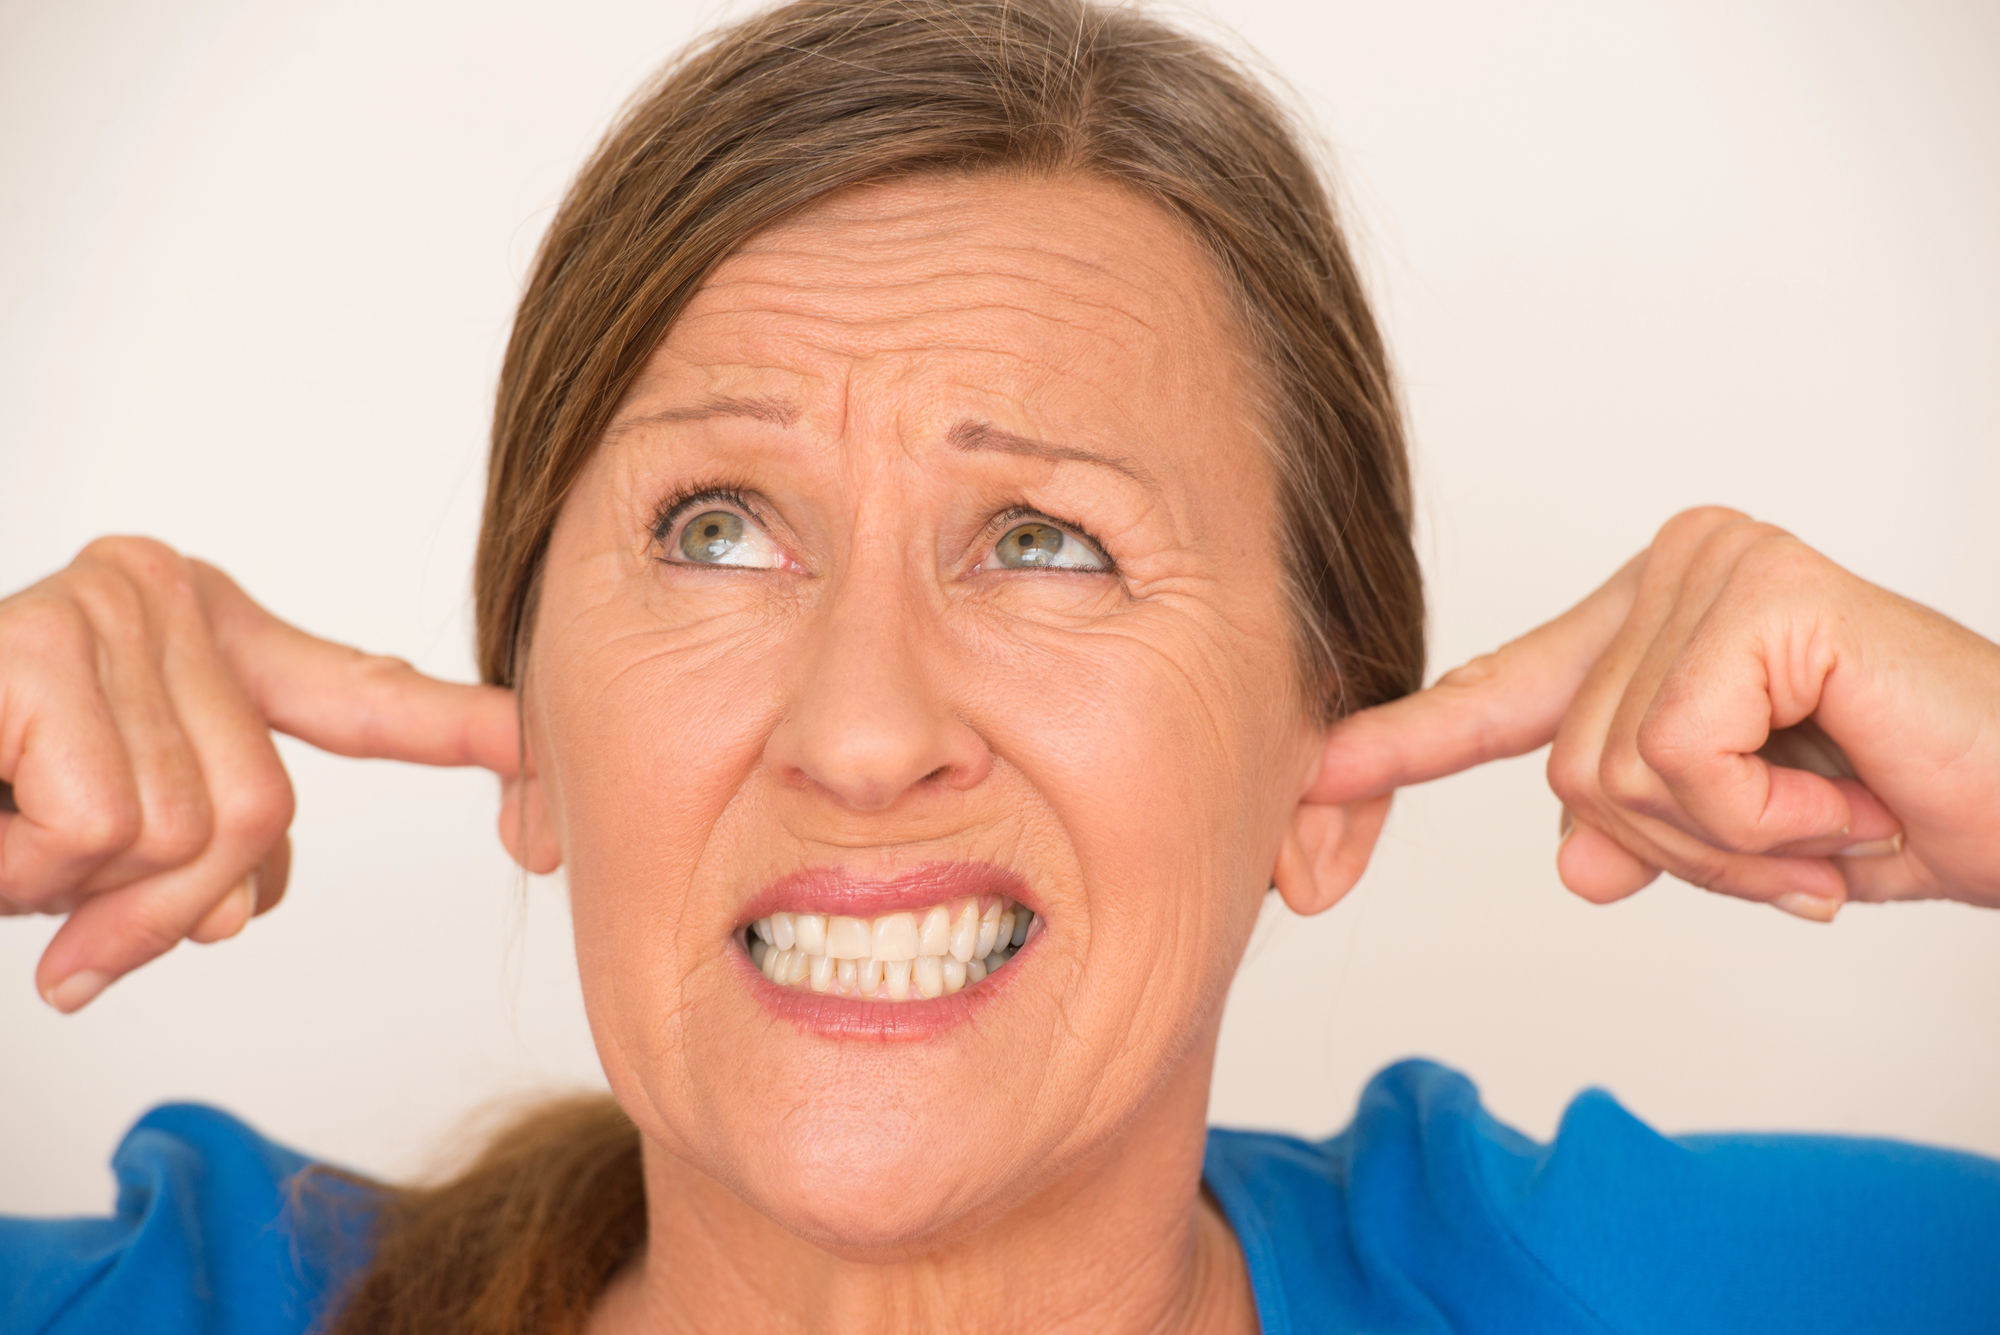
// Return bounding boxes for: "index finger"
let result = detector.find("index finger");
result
[1307,555,1643,805]
[189,562,521,776]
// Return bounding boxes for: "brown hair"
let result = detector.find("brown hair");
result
[321,1097,643,1334]
[335,0,1425,1330]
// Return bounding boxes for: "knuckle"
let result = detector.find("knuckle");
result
[1687,517,1778,571]
[78,534,182,581]
[1434,652,1503,694]
[1655,505,1750,551]
[0,592,95,660]
[1633,711,1706,781]
[61,562,149,638]
[141,792,216,866]
[1433,653,1514,760]
[61,792,143,861]
[356,651,420,691]
[1595,745,1657,812]
[77,537,199,614]
[1734,532,1823,594]
[214,769,296,849]
[349,653,421,747]
[1545,741,1597,809]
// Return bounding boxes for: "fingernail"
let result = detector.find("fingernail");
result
[1558,807,1575,842]
[1773,892,1841,923]
[43,969,112,1014]
[1836,834,1903,859]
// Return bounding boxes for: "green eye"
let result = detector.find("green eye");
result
[680,510,744,562]
[982,518,1109,573]
[997,522,1066,568]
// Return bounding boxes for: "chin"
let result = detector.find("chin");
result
[732,1102,1015,1253]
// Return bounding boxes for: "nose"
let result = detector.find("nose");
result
[762,564,990,812]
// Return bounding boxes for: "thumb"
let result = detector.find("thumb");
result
[191,561,522,776]
[1307,555,1643,805]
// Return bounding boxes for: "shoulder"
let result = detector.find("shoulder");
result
[1205,1059,2000,1335]
[1,1103,378,1335]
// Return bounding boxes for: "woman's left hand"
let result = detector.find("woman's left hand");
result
[1310,506,2000,917]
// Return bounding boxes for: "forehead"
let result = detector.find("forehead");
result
[646,173,1259,439]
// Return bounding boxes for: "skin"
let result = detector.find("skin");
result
[1311,506,2000,915]
[2,172,1999,1330]
[507,175,1305,1332]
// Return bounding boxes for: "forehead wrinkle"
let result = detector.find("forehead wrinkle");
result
[694,235,1178,327]
[661,317,1164,425]
[735,212,1130,260]
[682,277,1166,360]
[672,310,1164,408]
[714,249,1167,314]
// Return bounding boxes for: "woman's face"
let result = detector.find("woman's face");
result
[517,173,1324,1249]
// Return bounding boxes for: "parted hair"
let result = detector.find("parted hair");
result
[331,1,1426,1330]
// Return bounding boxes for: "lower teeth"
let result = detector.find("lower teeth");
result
[744,899,1034,1000]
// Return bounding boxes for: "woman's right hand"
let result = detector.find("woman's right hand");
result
[0,537,519,1012]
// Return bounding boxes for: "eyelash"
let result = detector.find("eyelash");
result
[650,485,758,549]
[981,507,1117,573]
[648,487,1115,573]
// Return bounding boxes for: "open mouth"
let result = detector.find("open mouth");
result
[746,895,1036,1000]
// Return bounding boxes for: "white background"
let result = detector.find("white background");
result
[3,0,1996,1215]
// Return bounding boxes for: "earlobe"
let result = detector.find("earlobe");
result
[497,769,563,875]
[1272,791,1392,916]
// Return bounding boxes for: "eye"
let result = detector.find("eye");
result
[662,504,788,568]
[979,518,1110,572]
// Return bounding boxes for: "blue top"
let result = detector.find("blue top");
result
[7,1060,1999,1333]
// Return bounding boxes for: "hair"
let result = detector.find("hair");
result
[331,1,1426,1330]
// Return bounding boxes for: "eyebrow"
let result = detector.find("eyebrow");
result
[606,399,1155,490]
[606,394,802,437]
[947,420,1156,490]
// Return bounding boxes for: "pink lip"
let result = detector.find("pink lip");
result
[735,861,1036,925]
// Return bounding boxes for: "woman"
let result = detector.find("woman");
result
[3,1,1997,1332]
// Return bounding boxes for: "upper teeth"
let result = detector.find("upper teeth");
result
[746,896,1035,1000]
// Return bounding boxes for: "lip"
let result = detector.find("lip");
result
[735,860,1037,925]
[735,943,1031,1041]
[734,860,1041,1042]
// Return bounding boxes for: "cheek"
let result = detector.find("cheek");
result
[964,614,1292,1005]
[535,601,794,995]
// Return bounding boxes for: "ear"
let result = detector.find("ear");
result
[497,744,563,875]
[1271,786,1393,916]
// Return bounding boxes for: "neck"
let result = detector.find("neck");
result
[587,1039,1253,1335]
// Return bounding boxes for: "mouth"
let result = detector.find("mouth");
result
[739,863,1040,1002]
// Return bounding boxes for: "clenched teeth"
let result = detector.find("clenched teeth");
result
[747,896,1034,1000]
